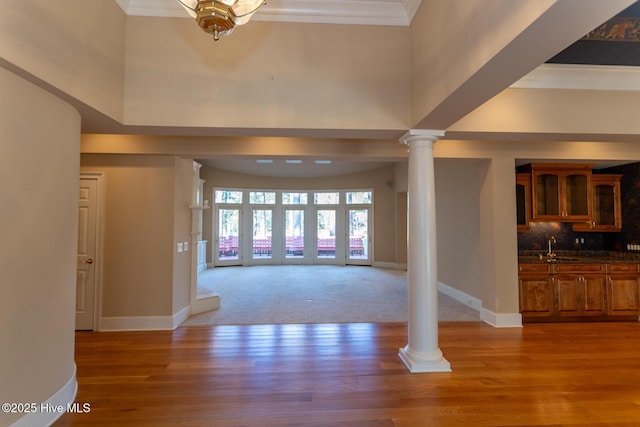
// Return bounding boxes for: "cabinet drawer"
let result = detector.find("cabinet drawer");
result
[519,264,550,273]
[553,263,604,273]
[607,263,639,273]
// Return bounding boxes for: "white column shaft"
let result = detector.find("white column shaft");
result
[398,130,450,373]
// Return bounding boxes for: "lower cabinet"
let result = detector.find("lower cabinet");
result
[519,266,553,318]
[554,263,606,318]
[607,264,640,316]
[519,262,640,322]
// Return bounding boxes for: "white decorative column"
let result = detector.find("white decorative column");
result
[398,129,451,373]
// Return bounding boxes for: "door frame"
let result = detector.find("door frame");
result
[78,172,104,331]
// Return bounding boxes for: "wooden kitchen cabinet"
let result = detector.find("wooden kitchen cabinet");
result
[518,264,554,318]
[516,174,531,231]
[518,163,594,222]
[607,263,640,316]
[553,263,606,317]
[573,174,622,232]
[519,262,639,322]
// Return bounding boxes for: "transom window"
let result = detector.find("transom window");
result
[314,192,339,204]
[282,192,308,205]
[346,191,372,204]
[215,190,242,204]
[250,191,276,204]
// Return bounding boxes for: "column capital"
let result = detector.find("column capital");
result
[400,129,445,146]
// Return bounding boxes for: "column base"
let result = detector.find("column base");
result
[398,346,451,373]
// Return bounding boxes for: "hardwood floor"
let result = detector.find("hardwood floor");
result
[55,322,640,426]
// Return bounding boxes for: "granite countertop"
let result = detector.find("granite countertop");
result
[519,250,640,264]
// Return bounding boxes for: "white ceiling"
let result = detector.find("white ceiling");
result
[114,0,424,26]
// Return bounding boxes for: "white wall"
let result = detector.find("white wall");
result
[81,154,176,321]
[435,159,483,300]
[0,67,79,426]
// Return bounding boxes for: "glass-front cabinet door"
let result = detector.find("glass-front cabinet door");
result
[534,172,560,219]
[592,177,621,230]
[516,174,532,231]
[564,172,590,218]
[573,174,622,232]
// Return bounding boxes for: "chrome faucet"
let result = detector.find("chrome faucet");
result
[547,236,557,258]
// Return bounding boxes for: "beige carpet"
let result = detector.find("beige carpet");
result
[182,265,481,326]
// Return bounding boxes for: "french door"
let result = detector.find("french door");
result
[251,207,273,264]
[285,208,305,261]
[347,207,371,265]
[215,206,242,266]
[315,208,339,263]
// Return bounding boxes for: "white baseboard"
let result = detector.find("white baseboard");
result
[99,305,195,331]
[100,315,174,331]
[172,305,191,329]
[373,261,404,270]
[437,281,522,328]
[11,364,77,427]
[480,308,523,328]
[191,294,221,315]
[437,281,482,312]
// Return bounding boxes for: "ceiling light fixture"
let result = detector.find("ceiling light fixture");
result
[314,160,332,164]
[285,160,302,164]
[176,0,266,41]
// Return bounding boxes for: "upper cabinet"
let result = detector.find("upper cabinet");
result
[573,174,622,232]
[520,163,594,222]
[516,163,623,232]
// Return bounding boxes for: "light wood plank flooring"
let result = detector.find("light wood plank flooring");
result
[55,322,640,426]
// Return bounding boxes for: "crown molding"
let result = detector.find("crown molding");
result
[512,63,640,92]
[115,0,422,26]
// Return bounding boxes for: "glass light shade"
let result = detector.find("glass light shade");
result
[177,0,265,40]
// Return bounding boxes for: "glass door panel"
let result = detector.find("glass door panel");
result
[594,184,615,226]
[565,173,589,216]
[316,209,336,259]
[216,207,241,265]
[535,173,559,216]
[348,208,369,261]
[285,209,304,259]
[252,208,272,260]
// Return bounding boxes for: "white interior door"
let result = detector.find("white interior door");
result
[76,176,99,330]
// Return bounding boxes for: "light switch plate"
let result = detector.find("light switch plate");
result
[183,242,189,251]
[177,242,183,253]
